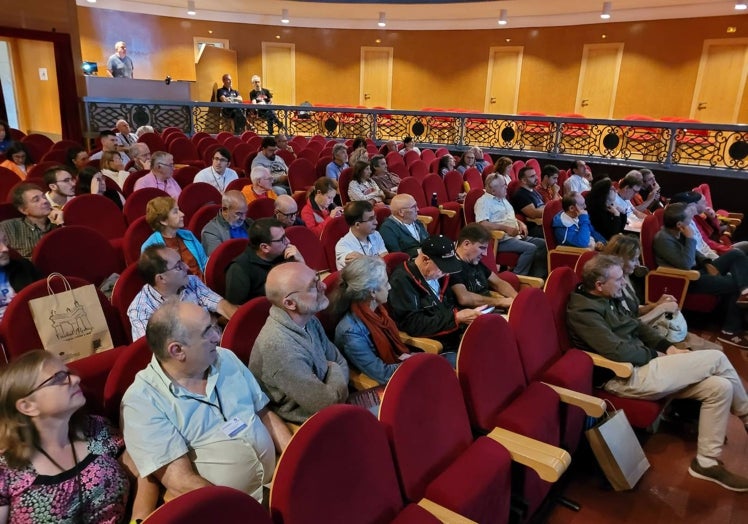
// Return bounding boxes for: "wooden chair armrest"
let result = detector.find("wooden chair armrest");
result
[583,351,633,378]
[516,275,544,288]
[487,427,571,483]
[526,217,542,226]
[652,267,700,281]
[417,214,433,225]
[553,245,589,255]
[285,421,301,435]
[726,212,744,220]
[399,332,443,354]
[438,206,457,218]
[463,181,471,193]
[490,230,506,241]
[541,382,606,417]
[349,369,379,391]
[718,216,741,226]
[417,499,478,524]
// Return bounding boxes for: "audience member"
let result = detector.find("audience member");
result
[216,73,246,134]
[115,119,138,149]
[107,41,133,78]
[135,125,154,138]
[536,164,561,203]
[475,173,547,277]
[100,150,130,188]
[632,168,663,213]
[133,151,181,199]
[65,146,89,175]
[0,228,40,320]
[333,256,413,385]
[369,154,400,202]
[128,245,238,340]
[128,143,151,172]
[670,191,748,255]
[552,191,605,250]
[326,143,349,180]
[250,262,349,423]
[241,165,277,205]
[275,134,295,156]
[379,194,427,257]
[471,146,488,173]
[194,147,238,193]
[300,177,343,237]
[388,235,485,352]
[0,120,11,153]
[142,196,208,279]
[273,194,303,227]
[335,200,388,270]
[379,140,398,155]
[653,202,748,348]
[456,150,477,174]
[567,254,748,491]
[493,156,513,185]
[76,166,125,209]
[122,301,290,502]
[437,154,455,177]
[399,136,420,157]
[585,177,627,240]
[225,217,304,304]
[249,75,285,135]
[0,183,58,257]
[563,160,591,194]
[349,146,369,167]
[510,166,545,237]
[251,137,289,194]
[450,223,517,310]
[200,190,253,256]
[42,166,75,223]
[0,142,33,180]
[614,170,646,221]
[91,130,130,164]
[348,160,385,205]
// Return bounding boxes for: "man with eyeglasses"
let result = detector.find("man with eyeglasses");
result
[128,143,151,172]
[241,166,278,205]
[42,166,76,225]
[122,300,291,503]
[194,147,238,193]
[201,190,254,256]
[128,245,238,340]
[334,200,388,270]
[250,262,349,424]
[225,217,305,305]
[379,194,427,258]
[134,151,181,199]
[273,194,303,227]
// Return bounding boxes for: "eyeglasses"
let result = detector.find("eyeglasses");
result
[56,177,74,184]
[358,216,377,224]
[163,260,187,273]
[25,370,75,396]
[213,157,229,163]
[158,163,175,169]
[284,274,323,299]
[267,234,288,244]
[276,210,298,218]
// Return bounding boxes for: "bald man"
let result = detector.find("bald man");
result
[379,194,428,257]
[115,119,138,149]
[273,194,302,227]
[249,263,349,423]
[201,190,253,255]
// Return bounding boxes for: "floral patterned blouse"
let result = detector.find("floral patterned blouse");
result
[0,415,129,523]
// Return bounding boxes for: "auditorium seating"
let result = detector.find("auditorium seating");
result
[110,262,147,342]
[204,238,248,297]
[123,187,169,225]
[177,182,222,225]
[102,337,151,424]
[146,486,270,523]
[220,296,271,365]
[123,216,155,265]
[541,198,587,271]
[285,225,330,273]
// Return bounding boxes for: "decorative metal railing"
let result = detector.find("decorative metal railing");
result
[82,97,748,179]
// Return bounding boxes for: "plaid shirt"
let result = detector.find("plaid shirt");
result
[0,217,56,258]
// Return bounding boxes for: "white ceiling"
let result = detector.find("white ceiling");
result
[78,0,746,30]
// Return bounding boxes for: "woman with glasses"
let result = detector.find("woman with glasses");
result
[99,150,130,189]
[456,150,476,174]
[0,350,155,523]
[142,196,208,280]
[0,142,33,181]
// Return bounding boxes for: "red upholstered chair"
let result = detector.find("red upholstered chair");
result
[204,238,248,296]
[0,202,22,221]
[145,486,270,524]
[123,216,155,265]
[379,354,514,524]
[507,287,595,453]
[32,226,124,287]
[39,149,67,164]
[285,225,330,273]
[421,174,461,240]
[462,188,483,224]
[297,147,319,164]
[167,137,203,167]
[574,250,597,280]
[247,197,275,220]
[375,205,391,225]
[319,215,349,271]
[276,148,295,167]
[51,139,82,151]
[456,315,578,520]
[121,169,150,198]
[62,194,127,258]
[102,337,152,424]
[389,162,409,181]
[68,346,124,416]
[463,167,483,192]
[25,162,59,182]
[0,167,22,201]
[190,131,211,146]
[0,276,127,361]
[408,160,429,182]
[220,296,271,365]
[403,149,420,166]
[173,165,200,188]
[443,170,464,202]
[215,131,233,144]
[314,156,332,181]
[543,267,668,430]
[177,182,222,226]
[338,167,353,205]
[225,178,252,193]
[397,177,440,236]
[271,404,445,524]
[110,262,147,343]
[420,148,436,164]
[385,150,404,167]
[187,203,221,238]
[137,132,166,154]
[21,133,54,161]
[288,158,317,193]
[541,198,587,271]
[435,147,449,158]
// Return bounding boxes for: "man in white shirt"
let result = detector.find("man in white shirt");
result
[194,147,239,193]
[475,173,547,277]
[91,130,130,164]
[335,200,388,270]
[614,171,647,221]
[115,119,139,150]
[563,160,592,194]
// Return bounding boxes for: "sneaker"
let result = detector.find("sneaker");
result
[717,331,748,349]
[688,459,748,492]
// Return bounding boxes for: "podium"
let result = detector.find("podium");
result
[85,76,195,101]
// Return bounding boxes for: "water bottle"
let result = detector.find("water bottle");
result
[431,192,438,206]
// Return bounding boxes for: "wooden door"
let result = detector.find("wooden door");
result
[360,47,392,108]
[484,46,523,114]
[574,43,624,118]
[691,39,748,124]
[262,42,295,105]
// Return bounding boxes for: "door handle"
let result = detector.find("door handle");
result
[490,97,496,104]
[364,93,371,100]
[581,99,589,107]
[697,102,706,110]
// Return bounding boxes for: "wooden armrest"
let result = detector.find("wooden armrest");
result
[463,181,471,193]
[399,332,443,354]
[541,382,606,417]
[553,245,589,255]
[417,214,433,225]
[727,212,744,220]
[417,499,478,524]
[516,275,544,288]
[438,206,457,218]
[490,230,506,241]
[583,351,633,378]
[718,216,741,226]
[285,421,301,435]
[526,217,542,226]
[487,427,571,483]
[653,267,700,281]
[349,369,379,391]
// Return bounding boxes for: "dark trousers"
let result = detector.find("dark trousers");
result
[690,249,748,332]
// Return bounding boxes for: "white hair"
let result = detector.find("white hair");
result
[250,165,271,183]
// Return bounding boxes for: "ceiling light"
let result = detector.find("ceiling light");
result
[601,1,612,19]
[187,0,196,16]
[736,2,747,10]
[378,12,386,28]
[498,9,508,26]
[281,9,290,24]
[86,0,96,3]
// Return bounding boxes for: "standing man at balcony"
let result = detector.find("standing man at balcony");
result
[249,75,285,135]
[107,41,133,79]
[217,74,247,135]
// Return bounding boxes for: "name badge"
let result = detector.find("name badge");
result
[221,417,248,438]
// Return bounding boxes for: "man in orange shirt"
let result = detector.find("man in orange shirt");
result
[242,166,278,205]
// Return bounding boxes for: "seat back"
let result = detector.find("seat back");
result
[0,167,22,201]
[542,198,563,250]
[137,132,166,154]
[463,188,484,224]
[403,149,420,166]
[173,165,199,188]
[246,198,275,220]
[639,213,661,270]
[110,262,147,342]
[121,169,150,198]
[204,238,248,296]
[21,133,54,161]
[68,346,123,417]
[145,486,270,523]
[385,151,404,167]
[123,216,155,265]
[397,177,427,208]
[220,296,271,364]
[168,137,201,164]
[338,167,353,205]
[422,174,449,204]
[288,158,316,193]
[123,187,168,225]
[177,182,222,225]
[319,215,349,270]
[408,160,429,181]
[420,148,436,164]
[443,170,464,201]
[285,225,330,272]
[101,337,151,423]
[544,267,581,352]
[462,167,483,192]
[63,194,127,239]
[187,204,221,238]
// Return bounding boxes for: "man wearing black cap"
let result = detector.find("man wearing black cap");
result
[671,191,748,256]
[387,235,487,352]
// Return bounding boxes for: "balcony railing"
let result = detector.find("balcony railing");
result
[82,97,748,179]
